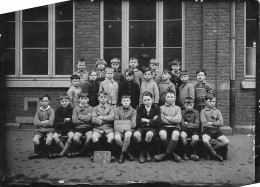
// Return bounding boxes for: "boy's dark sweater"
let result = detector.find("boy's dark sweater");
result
[118,80,140,109]
[54,105,73,131]
[136,104,161,129]
[84,80,99,107]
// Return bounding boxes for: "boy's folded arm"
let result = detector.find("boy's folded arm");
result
[212,112,223,127]
[44,109,55,127]
[169,108,182,123]
[78,113,92,122]
[149,107,161,127]
[187,112,200,129]
[102,109,115,122]
[72,109,84,125]
[91,108,103,125]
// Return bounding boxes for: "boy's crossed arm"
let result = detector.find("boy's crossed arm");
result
[181,111,200,129]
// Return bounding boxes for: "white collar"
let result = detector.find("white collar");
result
[40,105,50,111]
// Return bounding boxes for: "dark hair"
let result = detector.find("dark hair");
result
[97,91,108,97]
[142,91,153,99]
[184,96,194,103]
[168,59,181,67]
[205,93,216,101]
[78,92,89,98]
[88,70,97,76]
[77,58,85,63]
[143,67,152,73]
[59,93,70,101]
[39,94,51,101]
[180,71,190,76]
[162,69,170,74]
[129,57,138,62]
[121,95,131,101]
[165,90,175,97]
[70,74,80,80]
[125,69,134,76]
[196,69,207,76]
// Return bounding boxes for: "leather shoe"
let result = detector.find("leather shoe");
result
[118,152,124,163]
[154,153,167,162]
[126,151,134,161]
[171,152,181,162]
[145,151,151,162]
[139,151,145,163]
[182,154,189,161]
[190,154,199,161]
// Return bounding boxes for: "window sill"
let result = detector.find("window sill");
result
[241,78,256,89]
[6,78,70,88]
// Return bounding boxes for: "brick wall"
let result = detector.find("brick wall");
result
[75,0,100,71]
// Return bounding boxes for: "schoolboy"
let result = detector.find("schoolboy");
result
[91,91,115,157]
[96,59,107,85]
[118,69,140,109]
[68,93,93,157]
[139,67,159,105]
[50,94,74,158]
[99,67,119,106]
[201,93,229,162]
[168,59,182,104]
[154,91,182,162]
[149,58,160,85]
[129,57,143,87]
[180,97,200,161]
[110,57,124,87]
[194,69,213,111]
[114,95,136,163]
[178,71,195,109]
[28,94,55,159]
[134,91,161,163]
[158,69,176,106]
[67,74,82,108]
[74,58,89,90]
[85,70,99,107]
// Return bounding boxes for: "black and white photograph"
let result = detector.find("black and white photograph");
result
[0,0,259,186]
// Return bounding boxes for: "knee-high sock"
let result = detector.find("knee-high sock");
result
[78,140,92,154]
[166,140,178,154]
[191,140,198,155]
[122,138,130,152]
[115,138,123,147]
[203,141,216,156]
[60,140,71,155]
[213,142,227,151]
[93,140,102,151]
[57,140,65,150]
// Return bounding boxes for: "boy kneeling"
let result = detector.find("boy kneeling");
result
[134,91,161,163]
[180,97,200,161]
[201,93,229,162]
[91,91,115,158]
[68,93,93,157]
[114,95,136,163]
[50,94,74,158]
[154,91,182,162]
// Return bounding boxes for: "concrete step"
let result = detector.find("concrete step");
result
[233,125,255,135]
[15,116,34,124]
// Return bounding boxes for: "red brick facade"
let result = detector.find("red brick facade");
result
[5,0,256,133]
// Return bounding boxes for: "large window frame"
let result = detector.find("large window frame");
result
[6,2,75,87]
[100,0,185,73]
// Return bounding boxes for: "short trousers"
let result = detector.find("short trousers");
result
[114,130,134,136]
[34,130,54,137]
[181,129,200,138]
[160,125,181,136]
[75,127,93,135]
[202,130,223,139]
[135,128,158,138]
[93,127,114,134]
[55,129,75,136]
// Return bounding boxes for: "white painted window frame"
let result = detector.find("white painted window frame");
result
[6,2,75,87]
[100,0,185,73]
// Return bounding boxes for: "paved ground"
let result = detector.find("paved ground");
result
[2,130,255,186]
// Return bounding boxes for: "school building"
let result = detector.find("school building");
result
[1,0,257,134]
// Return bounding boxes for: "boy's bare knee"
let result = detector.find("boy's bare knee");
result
[133,131,141,142]
[33,138,40,145]
[145,131,154,142]
[114,134,121,141]
[192,135,199,141]
[67,132,74,139]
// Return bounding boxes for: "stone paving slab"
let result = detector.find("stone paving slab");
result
[2,130,255,186]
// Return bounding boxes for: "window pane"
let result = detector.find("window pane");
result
[104,0,122,20]
[3,49,15,75]
[23,49,48,75]
[164,0,182,20]
[129,0,156,20]
[129,21,156,47]
[56,22,73,48]
[3,22,15,48]
[0,12,15,21]
[104,48,121,67]
[104,21,122,47]
[23,22,48,48]
[55,1,73,21]
[246,20,257,47]
[164,21,182,47]
[163,48,181,69]
[246,48,256,76]
[246,1,258,19]
[129,48,156,71]
[23,6,48,21]
[55,49,73,75]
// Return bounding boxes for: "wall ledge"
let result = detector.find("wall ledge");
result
[6,79,70,88]
[241,79,256,89]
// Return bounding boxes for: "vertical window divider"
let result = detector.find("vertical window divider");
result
[16,11,22,77]
[243,1,246,77]
[49,5,54,77]
[157,1,163,74]
[72,1,75,73]
[122,0,129,72]
[182,1,185,70]
[100,0,104,59]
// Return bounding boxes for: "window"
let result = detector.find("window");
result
[245,1,258,78]
[1,1,74,81]
[101,0,184,72]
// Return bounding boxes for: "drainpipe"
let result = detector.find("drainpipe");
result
[230,1,236,133]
